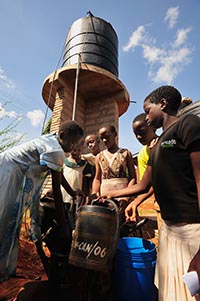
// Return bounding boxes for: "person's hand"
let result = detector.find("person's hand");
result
[74,189,85,198]
[125,201,137,222]
[99,191,115,199]
[73,189,85,209]
[97,196,108,203]
[188,248,200,281]
[97,195,114,204]
[87,193,109,204]
[149,137,158,149]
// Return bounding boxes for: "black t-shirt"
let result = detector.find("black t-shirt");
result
[148,114,200,223]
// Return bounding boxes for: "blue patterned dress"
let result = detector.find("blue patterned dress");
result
[0,133,64,281]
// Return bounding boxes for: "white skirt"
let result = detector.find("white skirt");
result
[100,178,129,202]
[100,178,128,194]
[155,221,200,301]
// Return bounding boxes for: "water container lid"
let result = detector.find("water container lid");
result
[68,15,118,41]
[117,237,156,254]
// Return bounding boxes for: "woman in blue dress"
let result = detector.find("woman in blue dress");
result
[0,120,83,282]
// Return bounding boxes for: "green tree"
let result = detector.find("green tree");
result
[42,116,52,135]
[0,102,25,152]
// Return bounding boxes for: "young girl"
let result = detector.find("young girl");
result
[0,120,83,282]
[92,124,136,223]
[92,125,136,194]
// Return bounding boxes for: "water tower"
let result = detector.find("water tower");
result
[42,12,130,141]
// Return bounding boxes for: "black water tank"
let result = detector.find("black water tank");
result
[62,15,119,77]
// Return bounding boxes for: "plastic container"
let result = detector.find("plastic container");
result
[114,237,158,301]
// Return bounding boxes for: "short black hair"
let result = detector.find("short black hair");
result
[99,124,117,135]
[59,120,83,137]
[144,85,182,112]
[132,113,146,124]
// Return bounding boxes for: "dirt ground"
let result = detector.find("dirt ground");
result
[0,200,158,301]
[0,237,48,301]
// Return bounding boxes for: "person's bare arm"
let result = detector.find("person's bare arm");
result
[51,171,66,223]
[100,165,152,199]
[190,150,200,209]
[51,169,74,254]
[91,155,102,195]
[127,154,154,221]
[126,150,137,184]
[188,149,200,279]
[125,187,154,222]
[61,173,76,197]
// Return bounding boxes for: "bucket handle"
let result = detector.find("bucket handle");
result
[106,199,120,260]
[91,198,116,211]
[91,198,120,260]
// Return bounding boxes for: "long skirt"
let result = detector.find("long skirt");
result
[155,221,200,301]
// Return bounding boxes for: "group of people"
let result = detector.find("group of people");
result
[0,85,199,301]
[100,85,200,301]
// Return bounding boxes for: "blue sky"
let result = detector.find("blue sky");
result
[0,0,199,153]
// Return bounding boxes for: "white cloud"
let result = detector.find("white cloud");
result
[142,45,165,63]
[122,9,193,85]
[122,26,147,52]
[27,109,45,127]
[0,102,18,118]
[174,28,192,48]
[164,6,179,29]
[149,47,192,84]
[0,67,15,89]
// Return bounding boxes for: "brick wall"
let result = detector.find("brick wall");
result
[50,88,119,150]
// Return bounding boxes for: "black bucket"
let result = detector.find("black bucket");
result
[62,15,119,76]
[68,199,120,272]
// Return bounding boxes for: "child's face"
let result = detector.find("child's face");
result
[99,127,116,149]
[85,135,99,155]
[143,100,163,129]
[132,120,154,145]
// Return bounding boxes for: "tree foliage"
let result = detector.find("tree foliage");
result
[42,117,52,135]
[0,103,25,152]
